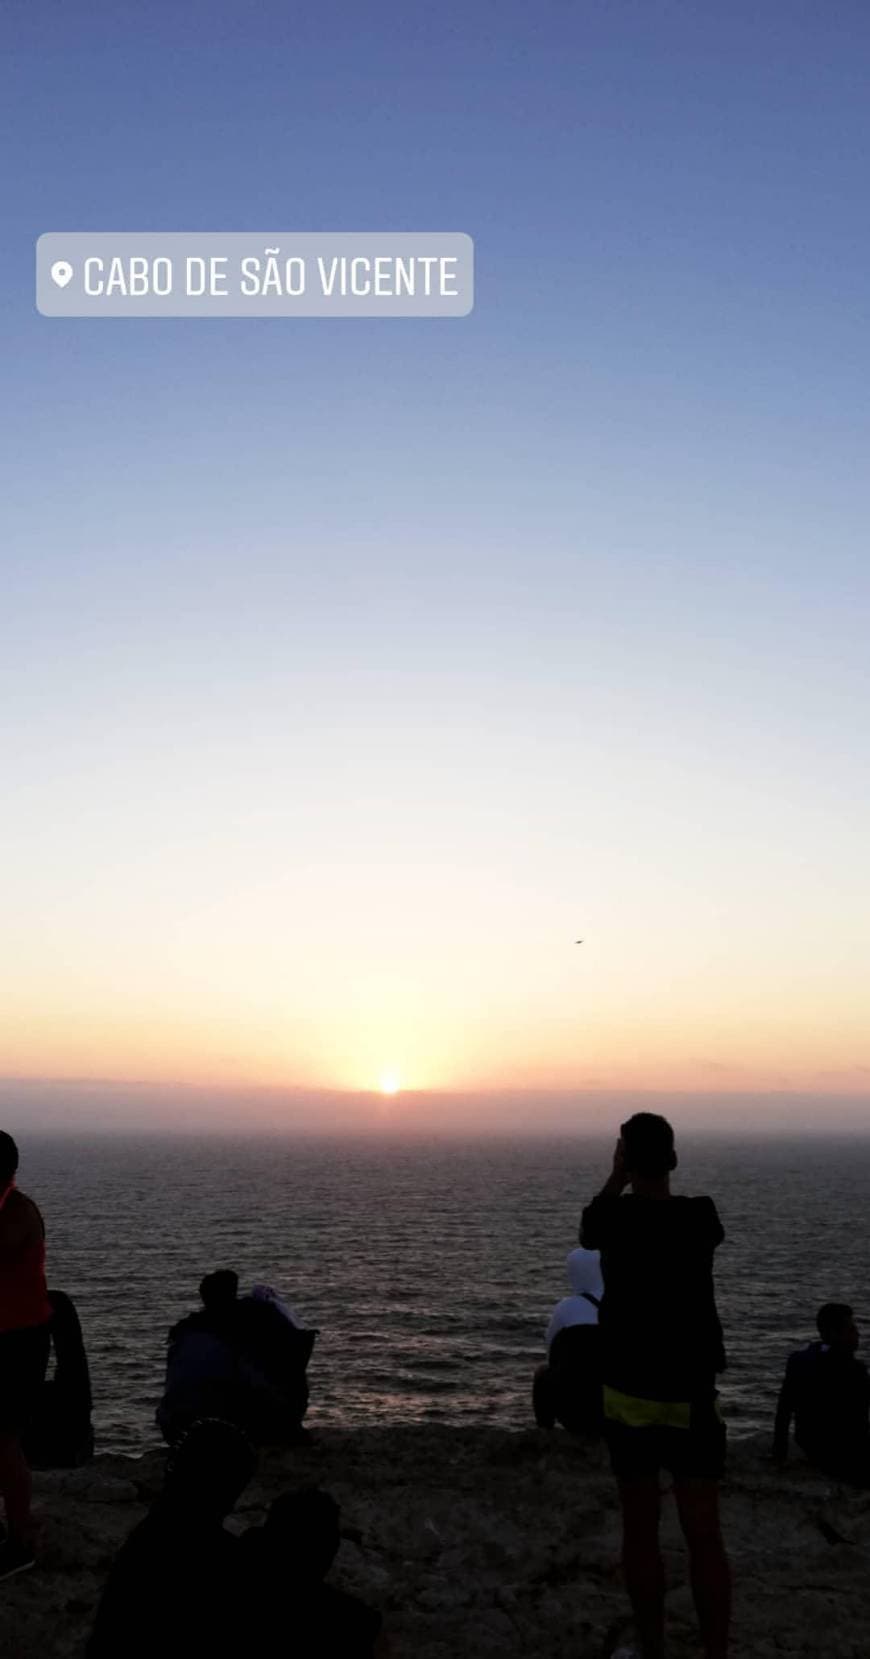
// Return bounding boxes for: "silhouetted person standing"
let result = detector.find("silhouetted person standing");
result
[773,1303,870,1483]
[0,1132,52,1581]
[581,1114,730,1659]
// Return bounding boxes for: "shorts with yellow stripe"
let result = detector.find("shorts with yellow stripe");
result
[603,1385,726,1481]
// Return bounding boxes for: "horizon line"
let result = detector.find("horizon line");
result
[1,1074,870,1103]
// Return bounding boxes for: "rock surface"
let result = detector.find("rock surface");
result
[4,1427,870,1656]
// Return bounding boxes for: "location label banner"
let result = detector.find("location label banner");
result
[37,233,474,318]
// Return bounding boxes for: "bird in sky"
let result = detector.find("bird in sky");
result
[575,939,584,944]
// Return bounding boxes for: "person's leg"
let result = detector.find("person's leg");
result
[618,1478,666,1659]
[0,1432,33,1545]
[532,1364,557,1429]
[674,1478,730,1659]
[0,1327,50,1567]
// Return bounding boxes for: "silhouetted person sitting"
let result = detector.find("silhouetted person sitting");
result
[0,1131,53,1582]
[233,1283,315,1439]
[157,1272,245,1442]
[239,1487,387,1657]
[157,1271,315,1446]
[202,1268,241,1318]
[581,1113,730,1659]
[87,1418,256,1659]
[533,1246,603,1433]
[773,1302,870,1484]
[24,1288,94,1468]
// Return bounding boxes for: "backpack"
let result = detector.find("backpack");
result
[23,1289,95,1468]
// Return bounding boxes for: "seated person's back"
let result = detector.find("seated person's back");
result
[774,1302,870,1480]
[157,1272,314,1444]
[233,1286,312,1371]
[534,1247,603,1433]
[547,1246,603,1352]
[88,1419,256,1659]
[157,1272,244,1441]
[230,1284,315,1438]
[239,1487,383,1658]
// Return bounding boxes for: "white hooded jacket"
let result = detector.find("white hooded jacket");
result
[545,1247,604,1352]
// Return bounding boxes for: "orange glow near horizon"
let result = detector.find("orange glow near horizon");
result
[2,793,869,1111]
[1,977,869,1103]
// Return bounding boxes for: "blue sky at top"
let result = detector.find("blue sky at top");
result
[1,1,868,1107]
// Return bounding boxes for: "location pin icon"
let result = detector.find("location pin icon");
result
[50,260,73,288]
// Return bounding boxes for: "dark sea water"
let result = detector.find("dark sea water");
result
[25,1134,870,1456]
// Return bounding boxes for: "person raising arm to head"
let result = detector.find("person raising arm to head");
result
[580,1114,730,1659]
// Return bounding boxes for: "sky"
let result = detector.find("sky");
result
[1,1,869,1131]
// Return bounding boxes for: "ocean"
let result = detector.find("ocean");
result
[25,1133,870,1456]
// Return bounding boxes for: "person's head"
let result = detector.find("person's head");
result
[0,1132,19,1186]
[620,1113,677,1183]
[264,1487,341,1580]
[816,1302,859,1351]
[164,1418,256,1518]
[566,1246,603,1300]
[199,1269,239,1312]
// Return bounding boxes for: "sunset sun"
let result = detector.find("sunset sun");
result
[379,1070,401,1097]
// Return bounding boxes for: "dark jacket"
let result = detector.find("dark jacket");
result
[157,1299,315,1445]
[23,1288,94,1468]
[773,1341,870,1468]
[580,1192,725,1401]
[87,1504,240,1659]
